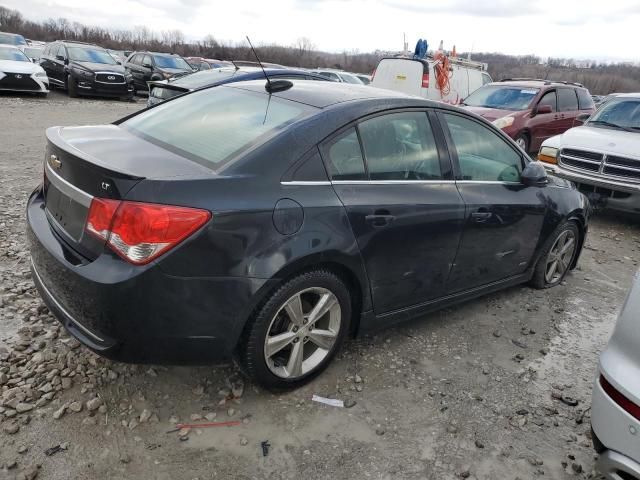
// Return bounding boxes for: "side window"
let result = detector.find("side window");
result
[318,72,340,81]
[557,88,579,112]
[443,113,523,182]
[56,45,65,59]
[323,128,366,180]
[538,90,557,112]
[577,89,595,110]
[143,55,153,67]
[129,54,138,65]
[358,112,442,180]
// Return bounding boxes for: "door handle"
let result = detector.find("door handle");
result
[365,214,395,227]
[471,211,492,223]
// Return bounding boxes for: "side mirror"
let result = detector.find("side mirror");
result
[142,63,153,69]
[55,54,64,62]
[521,162,548,187]
[535,105,553,115]
[576,113,591,124]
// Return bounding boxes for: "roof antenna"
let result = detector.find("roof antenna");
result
[245,35,293,93]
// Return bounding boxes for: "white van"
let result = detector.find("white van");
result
[371,56,492,105]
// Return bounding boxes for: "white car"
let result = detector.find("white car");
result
[537,93,640,213]
[592,271,640,479]
[0,45,49,95]
[311,69,364,84]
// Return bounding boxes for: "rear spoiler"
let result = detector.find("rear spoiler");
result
[146,81,190,93]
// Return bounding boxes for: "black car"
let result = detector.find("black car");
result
[147,66,332,106]
[124,51,194,92]
[27,81,589,390]
[40,41,134,99]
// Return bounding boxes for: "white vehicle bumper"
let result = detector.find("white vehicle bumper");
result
[592,373,640,479]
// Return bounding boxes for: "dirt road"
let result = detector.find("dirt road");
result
[1,90,638,480]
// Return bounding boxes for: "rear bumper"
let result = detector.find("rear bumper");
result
[592,372,640,479]
[27,188,272,364]
[596,450,640,480]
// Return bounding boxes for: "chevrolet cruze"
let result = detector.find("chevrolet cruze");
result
[27,80,589,389]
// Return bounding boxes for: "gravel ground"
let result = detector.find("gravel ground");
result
[1,90,639,480]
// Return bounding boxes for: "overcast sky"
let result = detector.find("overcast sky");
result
[2,0,639,61]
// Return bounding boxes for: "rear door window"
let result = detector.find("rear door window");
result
[538,90,557,112]
[122,86,313,169]
[443,113,523,182]
[557,88,579,112]
[358,112,442,180]
[323,128,366,180]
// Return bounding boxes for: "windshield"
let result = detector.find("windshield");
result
[123,86,313,168]
[171,68,240,89]
[67,47,118,64]
[153,55,192,70]
[0,33,26,46]
[589,98,640,130]
[464,86,540,111]
[0,46,30,62]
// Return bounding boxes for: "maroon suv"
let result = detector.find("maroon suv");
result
[462,79,595,152]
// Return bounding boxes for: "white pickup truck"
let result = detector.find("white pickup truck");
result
[537,93,640,213]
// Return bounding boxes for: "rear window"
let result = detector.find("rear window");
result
[557,88,579,112]
[122,86,313,168]
[577,89,595,110]
[171,68,240,89]
[0,33,26,46]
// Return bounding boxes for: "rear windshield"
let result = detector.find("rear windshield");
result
[68,47,118,64]
[153,55,192,70]
[0,33,26,46]
[0,46,29,62]
[122,86,314,168]
[464,85,539,111]
[171,68,240,89]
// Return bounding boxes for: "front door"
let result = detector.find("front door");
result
[439,111,547,293]
[529,89,563,151]
[322,111,466,314]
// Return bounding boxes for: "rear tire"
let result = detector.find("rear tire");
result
[67,75,78,98]
[515,133,530,153]
[238,270,351,390]
[530,221,580,289]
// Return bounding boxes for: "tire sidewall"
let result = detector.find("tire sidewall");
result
[242,271,351,390]
[515,133,529,153]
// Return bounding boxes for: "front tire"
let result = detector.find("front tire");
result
[67,75,78,98]
[530,221,580,289]
[238,270,351,390]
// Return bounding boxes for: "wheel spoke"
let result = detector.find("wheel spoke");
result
[307,329,337,350]
[285,340,304,377]
[546,259,558,281]
[283,294,304,326]
[560,237,575,255]
[308,293,338,325]
[265,331,296,358]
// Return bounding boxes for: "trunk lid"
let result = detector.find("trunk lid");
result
[43,125,213,260]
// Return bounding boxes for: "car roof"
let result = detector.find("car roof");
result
[614,93,640,98]
[223,79,429,109]
[164,67,328,90]
[59,41,104,49]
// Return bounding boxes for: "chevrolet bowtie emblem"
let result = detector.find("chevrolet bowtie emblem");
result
[49,154,62,170]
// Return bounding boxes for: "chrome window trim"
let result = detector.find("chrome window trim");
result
[45,160,94,207]
[31,259,105,343]
[280,181,332,186]
[455,180,522,185]
[332,180,456,185]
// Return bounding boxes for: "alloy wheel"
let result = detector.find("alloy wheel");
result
[516,137,527,150]
[263,287,341,379]
[544,229,577,284]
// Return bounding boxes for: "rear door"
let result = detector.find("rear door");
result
[439,111,547,293]
[371,59,424,97]
[557,87,580,133]
[323,110,466,314]
[52,45,66,86]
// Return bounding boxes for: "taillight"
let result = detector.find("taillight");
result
[600,375,640,422]
[421,73,430,88]
[86,198,211,265]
